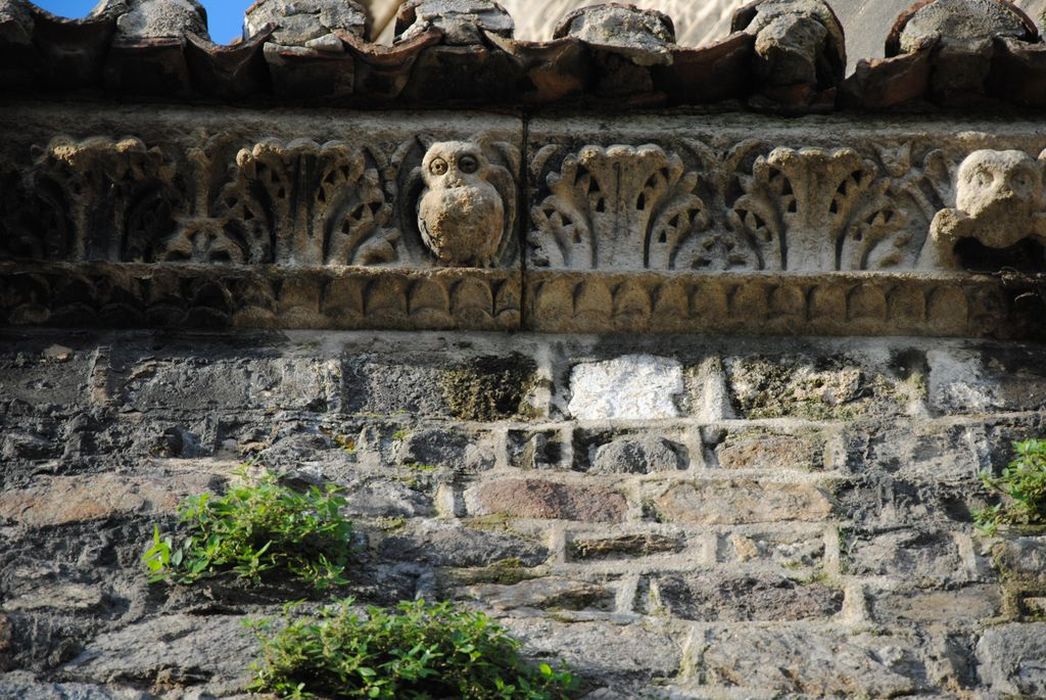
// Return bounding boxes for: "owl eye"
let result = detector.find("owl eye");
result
[1012,172,1033,192]
[458,155,479,174]
[974,170,993,187]
[430,158,448,176]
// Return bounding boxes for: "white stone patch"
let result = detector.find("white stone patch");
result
[567,354,683,420]
[928,350,998,413]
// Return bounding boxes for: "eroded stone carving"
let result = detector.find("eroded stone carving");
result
[417,142,506,267]
[397,137,518,268]
[529,144,708,270]
[224,139,397,266]
[728,143,946,271]
[923,149,1046,269]
[552,4,676,66]
[527,140,954,272]
[25,136,183,262]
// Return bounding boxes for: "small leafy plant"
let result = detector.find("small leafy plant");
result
[248,598,577,699]
[143,468,353,589]
[975,439,1046,535]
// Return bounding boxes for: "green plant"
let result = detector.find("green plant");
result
[143,468,353,589]
[248,598,577,699]
[975,439,1046,535]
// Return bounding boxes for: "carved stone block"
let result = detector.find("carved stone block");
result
[0,104,523,271]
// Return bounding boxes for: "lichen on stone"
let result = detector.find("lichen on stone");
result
[439,353,537,421]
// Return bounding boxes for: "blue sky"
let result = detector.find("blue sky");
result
[35,1,251,44]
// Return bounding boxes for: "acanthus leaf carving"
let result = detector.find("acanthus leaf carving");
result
[23,136,185,263]
[528,144,710,270]
[224,138,399,267]
[727,143,946,272]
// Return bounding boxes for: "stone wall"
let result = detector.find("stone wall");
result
[2,328,1045,697]
[3,2,1046,697]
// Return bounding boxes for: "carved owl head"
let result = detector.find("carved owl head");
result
[956,149,1043,218]
[421,141,491,189]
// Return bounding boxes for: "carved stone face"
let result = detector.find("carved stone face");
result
[956,149,1043,218]
[421,141,490,189]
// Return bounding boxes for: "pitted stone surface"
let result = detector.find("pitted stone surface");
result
[96,0,210,41]
[245,0,369,46]
[567,355,684,420]
[395,0,514,44]
[553,3,676,66]
[897,0,1033,53]
[976,623,1046,697]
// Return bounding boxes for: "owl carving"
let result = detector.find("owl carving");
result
[923,149,1046,268]
[416,141,511,267]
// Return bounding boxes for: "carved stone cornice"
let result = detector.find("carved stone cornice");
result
[1,103,1043,339]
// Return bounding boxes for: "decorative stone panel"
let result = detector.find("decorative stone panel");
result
[0,104,1044,337]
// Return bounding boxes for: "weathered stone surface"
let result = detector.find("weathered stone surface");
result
[3,583,106,613]
[567,355,684,420]
[568,531,685,561]
[395,0,514,45]
[553,4,675,66]
[439,354,538,421]
[378,521,549,567]
[0,471,222,528]
[737,0,845,85]
[650,573,843,621]
[0,672,146,700]
[991,536,1046,584]
[461,576,615,611]
[976,622,1046,697]
[507,429,563,470]
[868,584,1002,626]
[715,429,823,471]
[94,0,209,41]
[929,347,1046,414]
[896,0,1032,55]
[652,480,832,525]
[844,529,969,584]
[720,527,826,569]
[466,479,628,522]
[590,435,686,474]
[506,618,682,681]
[344,352,536,420]
[63,615,257,695]
[245,0,369,46]
[119,357,336,413]
[727,355,916,420]
[395,425,484,469]
[0,345,89,409]
[691,627,925,696]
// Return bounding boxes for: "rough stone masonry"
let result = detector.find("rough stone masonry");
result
[1,0,1046,698]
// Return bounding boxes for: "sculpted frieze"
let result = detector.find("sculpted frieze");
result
[0,105,1044,337]
[0,111,523,271]
[526,129,969,274]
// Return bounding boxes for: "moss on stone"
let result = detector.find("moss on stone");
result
[439,354,537,421]
[728,356,915,421]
